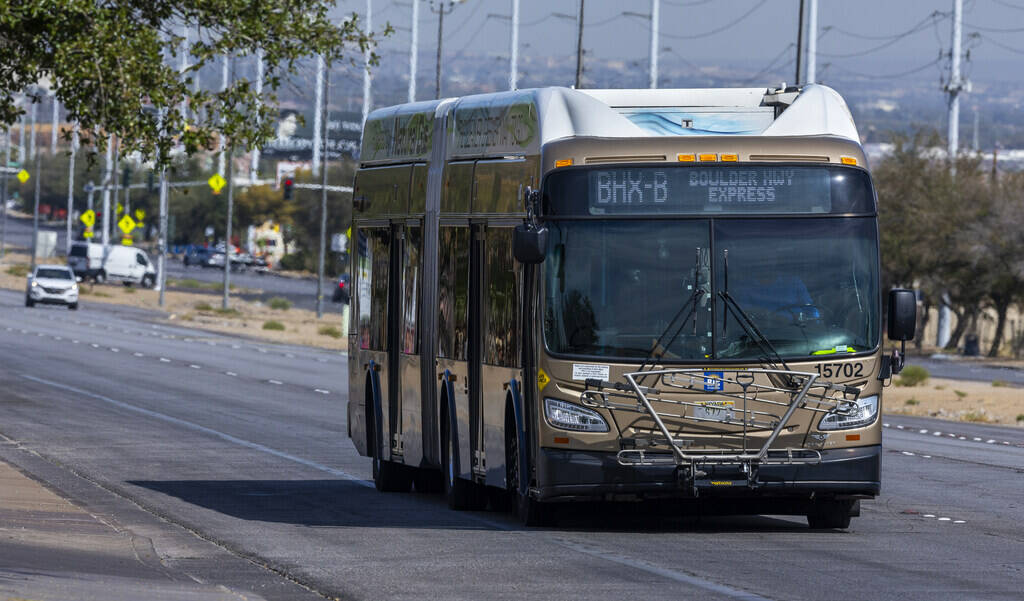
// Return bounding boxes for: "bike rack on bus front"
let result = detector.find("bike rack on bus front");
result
[579,368,860,489]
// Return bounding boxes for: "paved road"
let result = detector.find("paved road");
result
[908,356,1024,387]
[0,291,1020,600]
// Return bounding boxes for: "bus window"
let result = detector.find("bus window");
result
[484,228,520,367]
[358,228,390,351]
[438,227,470,360]
[402,226,422,355]
[474,158,536,214]
[442,162,474,214]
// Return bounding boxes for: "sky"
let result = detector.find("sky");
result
[330,0,1024,93]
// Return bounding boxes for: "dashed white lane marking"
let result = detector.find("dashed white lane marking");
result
[285,353,294,358]
[90,343,100,348]
[973,437,982,442]
[72,340,79,344]
[937,517,951,521]
[159,357,171,363]
[54,336,62,340]
[110,348,119,353]
[316,358,328,363]
[268,379,283,385]
[257,348,267,354]
[314,389,330,395]
[954,520,966,524]
[133,352,144,357]
[923,514,936,518]
[189,364,201,369]
[225,371,237,377]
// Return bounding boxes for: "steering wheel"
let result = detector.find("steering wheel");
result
[770,303,823,325]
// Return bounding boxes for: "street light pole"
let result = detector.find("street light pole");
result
[222,143,235,310]
[806,0,818,84]
[30,108,42,271]
[1,127,10,261]
[431,1,463,99]
[66,125,77,255]
[575,0,585,88]
[251,47,264,183]
[317,65,331,319]
[409,0,420,102]
[649,0,659,89]
[312,55,324,176]
[510,0,520,90]
[362,0,373,127]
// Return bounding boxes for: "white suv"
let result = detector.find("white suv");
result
[26,265,79,309]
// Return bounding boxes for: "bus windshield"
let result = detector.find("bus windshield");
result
[542,217,879,362]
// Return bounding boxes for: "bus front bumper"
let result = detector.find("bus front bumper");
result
[535,445,880,502]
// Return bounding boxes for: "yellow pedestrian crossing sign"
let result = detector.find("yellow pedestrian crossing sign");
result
[80,210,96,228]
[208,174,226,194]
[134,208,146,221]
[83,228,94,238]
[118,214,136,235]
[16,169,29,184]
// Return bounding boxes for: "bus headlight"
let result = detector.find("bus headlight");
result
[544,398,609,433]
[818,395,879,431]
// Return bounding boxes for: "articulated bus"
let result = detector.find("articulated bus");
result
[347,85,915,527]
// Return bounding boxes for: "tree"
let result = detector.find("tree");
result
[0,1,386,167]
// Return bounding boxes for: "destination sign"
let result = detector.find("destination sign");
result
[587,166,833,215]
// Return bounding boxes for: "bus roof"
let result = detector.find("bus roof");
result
[359,84,860,165]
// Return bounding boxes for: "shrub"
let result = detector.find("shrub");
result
[954,390,967,398]
[123,287,136,294]
[905,399,920,406]
[262,320,285,331]
[318,325,342,338]
[6,264,29,277]
[1017,414,1024,423]
[268,297,292,311]
[895,365,929,387]
[194,302,213,311]
[214,307,241,317]
[991,380,1008,388]
[962,410,993,423]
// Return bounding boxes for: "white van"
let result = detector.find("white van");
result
[68,242,156,287]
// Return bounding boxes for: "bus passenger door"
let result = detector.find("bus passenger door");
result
[386,224,404,460]
[469,224,486,478]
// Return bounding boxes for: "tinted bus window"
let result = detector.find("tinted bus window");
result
[357,228,390,351]
[402,226,422,355]
[484,228,520,367]
[438,227,470,360]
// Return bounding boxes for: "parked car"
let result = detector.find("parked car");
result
[26,264,78,309]
[184,247,217,267]
[67,241,104,281]
[331,273,350,303]
[209,250,248,272]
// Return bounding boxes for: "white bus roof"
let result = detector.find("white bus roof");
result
[360,84,860,164]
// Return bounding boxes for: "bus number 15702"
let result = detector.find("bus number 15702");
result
[815,362,865,379]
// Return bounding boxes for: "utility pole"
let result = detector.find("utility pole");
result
[50,96,58,154]
[66,125,78,255]
[251,48,264,183]
[312,55,325,176]
[317,66,331,319]
[410,0,420,102]
[218,54,229,177]
[1,128,10,261]
[806,0,818,84]
[575,0,585,88]
[101,135,113,254]
[363,0,373,127]
[158,162,169,306]
[28,101,37,161]
[432,1,462,99]
[972,106,979,152]
[649,0,660,89]
[510,0,520,90]
[795,0,805,85]
[179,23,190,122]
[938,0,968,349]
[30,109,42,271]
[222,144,235,310]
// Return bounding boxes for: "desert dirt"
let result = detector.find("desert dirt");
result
[1,249,348,352]
[883,376,1022,426]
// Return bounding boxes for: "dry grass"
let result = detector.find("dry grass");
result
[885,377,1023,426]
[0,248,347,351]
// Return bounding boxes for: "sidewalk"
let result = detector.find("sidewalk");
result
[0,460,260,601]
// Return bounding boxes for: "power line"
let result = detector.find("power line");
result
[660,0,767,41]
[991,0,1024,10]
[826,56,943,80]
[663,0,715,7]
[964,22,1024,32]
[818,12,946,58]
[975,32,1024,54]
[741,43,796,85]
[824,11,946,41]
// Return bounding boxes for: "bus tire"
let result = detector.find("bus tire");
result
[505,404,554,527]
[441,406,482,510]
[806,499,854,529]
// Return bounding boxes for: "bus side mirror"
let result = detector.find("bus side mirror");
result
[887,289,917,342]
[513,223,547,264]
[880,288,916,379]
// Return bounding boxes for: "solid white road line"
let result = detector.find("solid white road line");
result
[20,374,372,488]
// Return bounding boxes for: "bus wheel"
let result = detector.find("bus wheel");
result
[806,499,854,529]
[505,410,554,527]
[441,416,482,510]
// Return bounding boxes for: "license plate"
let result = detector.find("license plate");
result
[693,400,735,422]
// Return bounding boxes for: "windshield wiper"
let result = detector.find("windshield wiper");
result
[718,250,796,388]
[633,248,706,385]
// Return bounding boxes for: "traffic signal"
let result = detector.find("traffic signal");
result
[283,178,294,200]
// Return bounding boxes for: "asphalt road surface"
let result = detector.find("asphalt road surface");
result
[0,289,1020,601]
[908,356,1024,387]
